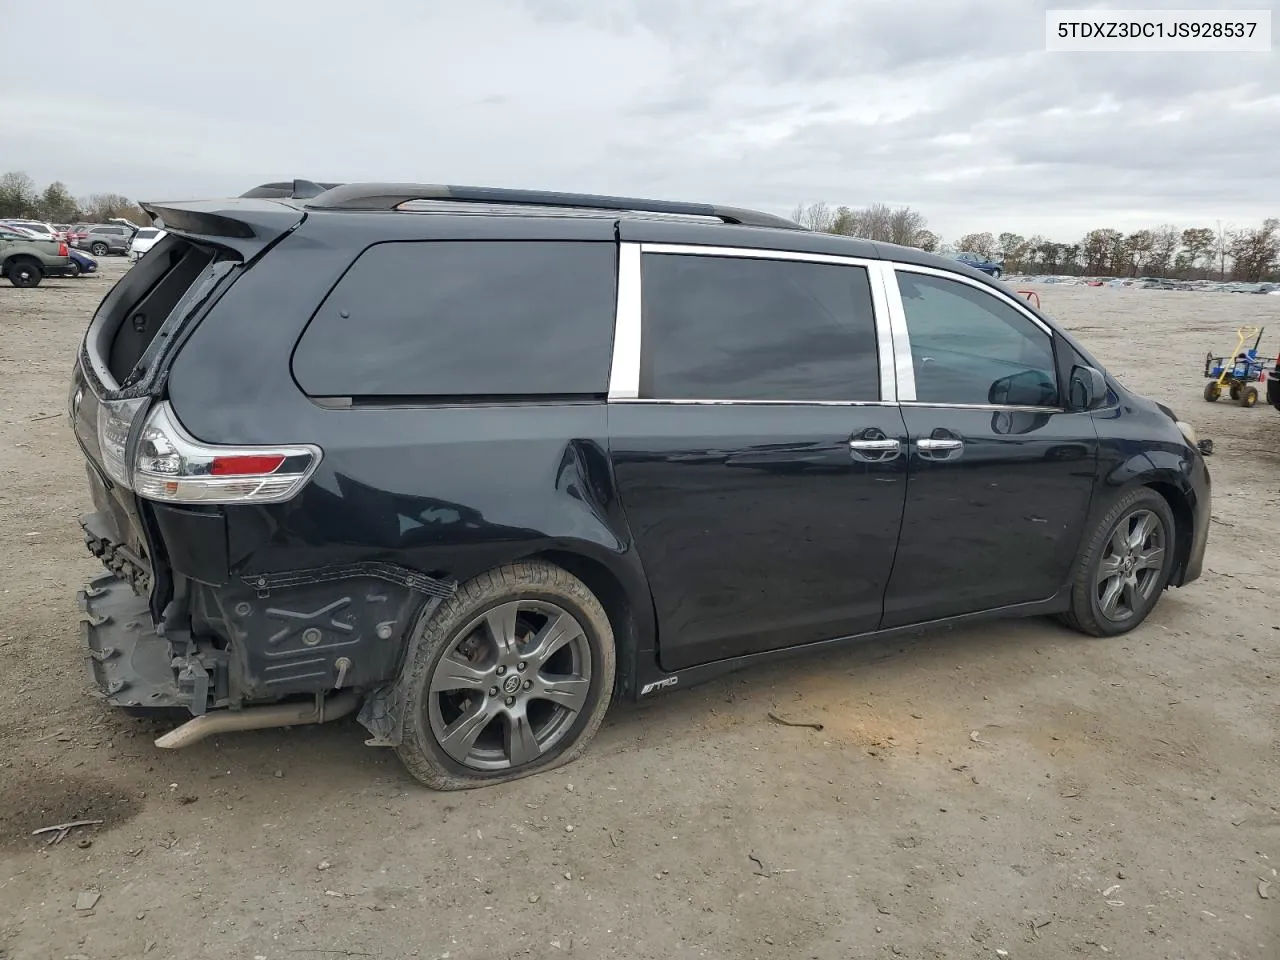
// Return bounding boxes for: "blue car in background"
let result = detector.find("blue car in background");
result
[954,251,1004,278]
[62,247,98,278]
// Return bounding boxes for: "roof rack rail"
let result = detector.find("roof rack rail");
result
[240,179,343,200]
[304,182,806,231]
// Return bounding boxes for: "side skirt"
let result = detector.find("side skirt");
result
[631,590,1072,700]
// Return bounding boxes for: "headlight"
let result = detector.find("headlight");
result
[1176,420,1198,447]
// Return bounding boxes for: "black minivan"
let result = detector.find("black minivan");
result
[70,181,1210,789]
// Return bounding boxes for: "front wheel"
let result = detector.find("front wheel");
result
[1240,386,1258,407]
[1203,381,1222,402]
[394,561,616,790]
[990,268,1002,279]
[66,261,81,278]
[1060,488,1175,637]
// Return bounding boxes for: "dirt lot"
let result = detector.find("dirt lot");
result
[1,259,1277,960]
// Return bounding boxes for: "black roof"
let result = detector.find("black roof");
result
[202,180,993,287]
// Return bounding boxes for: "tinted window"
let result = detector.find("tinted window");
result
[640,254,880,401]
[293,241,617,398]
[896,271,1058,407]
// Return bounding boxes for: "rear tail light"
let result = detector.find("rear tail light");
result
[97,397,147,487]
[58,242,68,257]
[99,400,321,505]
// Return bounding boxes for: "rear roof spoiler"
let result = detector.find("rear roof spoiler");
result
[304,182,806,231]
[139,198,306,258]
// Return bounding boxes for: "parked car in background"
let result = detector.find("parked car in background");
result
[128,227,167,263]
[0,223,70,286]
[75,224,134,256]
[953,251,1005,278]
[70,180,1209,789]
[2,219,60,242]
[59,248,99,278]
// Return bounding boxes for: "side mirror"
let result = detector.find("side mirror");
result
[1069,364,1109,410]
[988,369,1056,407]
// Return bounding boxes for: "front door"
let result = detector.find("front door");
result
[606,245,908,672]
[880,265,1100,627]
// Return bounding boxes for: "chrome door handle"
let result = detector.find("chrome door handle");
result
[848,438,901,462]
[917,436,964,461]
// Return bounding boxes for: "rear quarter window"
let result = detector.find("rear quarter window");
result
[292,240,617,399]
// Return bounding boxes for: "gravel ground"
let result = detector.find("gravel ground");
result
[1,259,1277,960]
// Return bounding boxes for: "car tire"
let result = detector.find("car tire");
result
[1059,487,1176,638]
[8,259,42,288]
[90,242,109,257]
[990,268,1002,279]
[66,261,81,279]
[394,560,616,790]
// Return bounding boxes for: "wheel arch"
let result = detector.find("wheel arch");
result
[1142,479,1195,585]
[522,545,655,701]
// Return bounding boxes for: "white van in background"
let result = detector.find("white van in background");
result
[128,227,167,263]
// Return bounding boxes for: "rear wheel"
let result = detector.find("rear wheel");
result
[1240,386,1258,407]
[1060,488,1175,637]
[394,561,615,790]
[1203,381,1222,402]
[990,267,1002,279]
[1229,382,1242,401]
[7,259,42,288]
[90,242,109,256]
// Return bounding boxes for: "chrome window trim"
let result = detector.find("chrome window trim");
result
[900,401,1066,414]
[609,242,897,404]
[607,243,642,400]
[885,261,1058,404]
[610,398,897,407]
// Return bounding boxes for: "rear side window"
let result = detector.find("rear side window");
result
[136,229,159,239]
[292,241,617,399]
[639,254,880,401]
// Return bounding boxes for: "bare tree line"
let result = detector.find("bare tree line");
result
[792,201,1280,283]
[0,171,148,225]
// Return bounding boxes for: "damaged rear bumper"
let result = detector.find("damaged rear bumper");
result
[80,573,183,710]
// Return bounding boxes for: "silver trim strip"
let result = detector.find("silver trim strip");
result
[639,243,880,269]
[866,261,897,402]
[607,243,642,400]
[879,262,918,401]
[610,398,896,407]
[900,401,1065,413]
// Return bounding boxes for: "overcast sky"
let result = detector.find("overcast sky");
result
[2,0,1275,242]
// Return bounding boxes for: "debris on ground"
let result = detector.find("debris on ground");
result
[766,711,824,731]
[748,853,772,877]
[32,820,103,845]
[74,891,100,911]
[1259,879,1273,899]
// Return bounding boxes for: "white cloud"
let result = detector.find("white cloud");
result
[0,0,1274,243]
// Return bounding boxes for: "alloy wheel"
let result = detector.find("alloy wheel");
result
[1095,508,1165,621]
[426,599,592,772]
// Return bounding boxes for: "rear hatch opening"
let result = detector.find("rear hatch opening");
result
[71,199,306,619]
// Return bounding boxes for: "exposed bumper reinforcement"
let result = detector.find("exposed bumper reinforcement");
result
[80,573,182,709]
